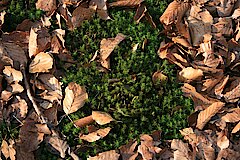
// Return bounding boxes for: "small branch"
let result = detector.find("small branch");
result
[20,64,46,124]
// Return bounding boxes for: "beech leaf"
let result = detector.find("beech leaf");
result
[29,52,53,73]
[80,127,111,142]
[92,111,114,125]
[87,150,120,160]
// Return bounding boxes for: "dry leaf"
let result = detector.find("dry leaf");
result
[109,0,144,7]
[63,82,88,114]
[38,74,62,95]
[217,131,229,150]
[232,122,240,133]
[152,71,168,86]
[92,111,114,125]
[80,127,111,142]
[224,78,240,103]
[11,96,28,120]
[29,26,51,58]
[3,66,23,84]
[100,33,126,69]
[221,108,240,123]
[119,140,138,160]
[36,0,56,16]
[74,115,94,128]
[29,52,53,73]
[179,67,203,81]
[90,0,111,20]
[160,1,190,26]
[16,19,36,31]
[0,11,6,28]
[46,135,69,158]
[88,150,120,160]
[171,139,192,160]
[197,102,225,130]
[1,139,16,160]
[71,5,96,29]
[134,4,147,23]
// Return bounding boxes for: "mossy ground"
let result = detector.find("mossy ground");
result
[1,0,193,159]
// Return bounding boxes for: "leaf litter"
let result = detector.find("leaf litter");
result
[0,0,240,159]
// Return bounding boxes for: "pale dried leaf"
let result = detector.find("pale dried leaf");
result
[152,71,168,85]
[197,102,225,130]
[63,82,88,114]
[119,140,138,160]
[179,67,203,81]
[109,0,144,7]
[80,127,111,142]
[171,139,192,160]
[232,8,240,19]
[224,78,240,102]
[11,96,28,120]
[0,11,6,28]
[35,124,51,134]
[134,4,147,23]
[3,66,23,83]
[92,111,114,125]
[38,74,62,95]
[87,150,120,160]
[74,115,94,128]
[1,139,16,160]
[217,131,229,150]
[1,140,10,159]
[8,82,24,94]
[29,52,53,73]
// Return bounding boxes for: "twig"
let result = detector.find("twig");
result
[12,115,24,125]
[20,64,46,124]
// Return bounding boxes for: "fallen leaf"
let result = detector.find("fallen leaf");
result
[109,0,144,7]
[224,78,240,103]
[197,102,225,130]
[16,19,36,31]
[63,82,88,114]
[3,66,23,84]
[0,11,6,28]
[1,139,16,160]
[29,26,51,58]
[134,3,147,23]
[179,67,203,81]
[46,135,69,158]
[221,108,240,123]
[88,150,120,160]
[11,96,28,120]
[80,127,111,142]
[232,122,240,133]
[119,140,138,160]
[74,115,94,128]
[152,71,168,86]
[36,0,57,16]
[29,52,53,73]
[100,33,126,69]
[71,5,96,29]
[171,139,192,160]
[38,74,62,95]
[217,131,229,150]
[90,0,111,20]
[92,111,114,125]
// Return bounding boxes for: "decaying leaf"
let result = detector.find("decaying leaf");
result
[29,52,53,73]
[63,82,88,114]
[171,139,192,160]
[232,122,240,133]
[119,140,138,160]
[92,111,114,125]
[80,127,111,142]
[74,115,94,128]
[224,78,240,103]
[217,131,230,150]
[197,102,225,130]
[221,108,240,123]
[152,71,168,86]
[88,150,120,160]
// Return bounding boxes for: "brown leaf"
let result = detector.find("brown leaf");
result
[71,5,96,29]
[1,139,16,160]
[152,71,168,86]
[7,82,24,94]
[138,134,155,160]
[216,0,236,17]
[197,102,225,130]
[171,139,193,160]
[88,150,120,160]
[0,11,6,29]
[59,0,80,5]
[134,3,147,23]
[119,140,138,160]
[16,19,36,31]
[198,143,215,160]
[100,33,126,69]
[29,52,53,73]
[90,0,111,20]
[92,111,114,125]
[216,148,240,160]
[109,0,144,8]
[38,74,62,95]
[221,108,240,123]
[224,78,240,103]
[10,96,28,120]
[212,18,233,37]
[63,82,88,114]
[3,66,23,84]
[217,131,229,150]
[160,1,190,26]
[232,122,240,133]
[178,67,203,81]
[74,115,94,128]
[80,127,111,142]
[35,124,51,134]
[29,26,51,58]
[46,135,69,158]
[36,0,57,16]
